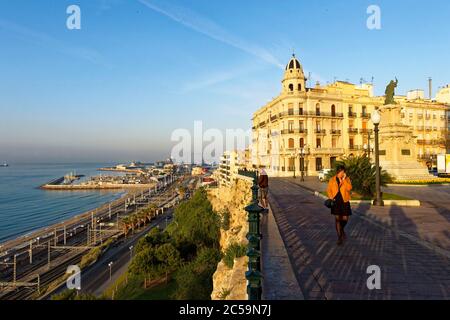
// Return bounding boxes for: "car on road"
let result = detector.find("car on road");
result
[318,169,332,182]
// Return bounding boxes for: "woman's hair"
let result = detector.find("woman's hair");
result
[336,165,346,174]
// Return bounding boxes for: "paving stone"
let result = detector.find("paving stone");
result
[265,178,450,300]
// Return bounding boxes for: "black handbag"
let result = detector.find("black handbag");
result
[324,199,336,209]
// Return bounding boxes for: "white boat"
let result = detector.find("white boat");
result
[1,162,8,167]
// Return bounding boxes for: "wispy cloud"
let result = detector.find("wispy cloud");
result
[180,63,265,93]
[138,0,283,69]
[0,19,105,66]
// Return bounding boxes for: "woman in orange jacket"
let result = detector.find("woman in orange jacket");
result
[326,165,353,245]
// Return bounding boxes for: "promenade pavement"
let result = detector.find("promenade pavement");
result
[266,178,450,300]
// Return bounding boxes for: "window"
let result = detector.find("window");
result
[298,84,302,91]
[300,138,304,148]
[299,121,304,130]
[316,103,321,116]
[316,121,321,131]
[289,84,294,92]
[330,157,337,168]
[288,121,294,132]
[299,106,303,115]
[288,138,295,149]
[331,104,336,117]
[362,105,367,116]
[362,121,367,130]
[316,138,321,148]
[349,138,354,148]
[332,137,337,148]
[316,158,323,171]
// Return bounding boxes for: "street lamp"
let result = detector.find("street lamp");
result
[108,261,114,281]
[371,109,384,206]
[300,147,306,181]
[129,246,134,261]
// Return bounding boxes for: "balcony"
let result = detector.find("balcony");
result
[281,129,308,135]
[348,128,359,134]
[309,111,344,118]
[349,145,362,151]
[312,148,345,155]
[330,129,342,135]
[270,115,278,122]
[348,112,357,118]
[315,129,326,135]
[425,126,432,131]
[360,129,373,134]
[360,113,370,119]
[418,114,424,119]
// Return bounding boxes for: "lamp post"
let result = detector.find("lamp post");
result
[108,261,114,281]
[371,109,384,206]
[300,147,305,182]
[291,149,297,179]
[129,246,134,261]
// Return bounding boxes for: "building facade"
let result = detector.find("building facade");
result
[252,55,450,177]
[217,150,249,186]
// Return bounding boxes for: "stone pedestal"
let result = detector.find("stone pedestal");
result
[378,104,433,181]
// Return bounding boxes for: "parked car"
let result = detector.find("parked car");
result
[318,169,332,182]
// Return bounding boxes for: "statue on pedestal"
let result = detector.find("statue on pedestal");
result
[378,78,433,181]
[384,78,398,105]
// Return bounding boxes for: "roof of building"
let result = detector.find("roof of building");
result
[285,54,301,70]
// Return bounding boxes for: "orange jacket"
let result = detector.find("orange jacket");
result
[326,175,352,203]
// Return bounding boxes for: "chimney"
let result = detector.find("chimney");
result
[428,77,432,100]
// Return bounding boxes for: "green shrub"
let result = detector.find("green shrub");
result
[51,289,99,300]
[220,210,231,231]
[223,243,247,269]
[325,156,392,198]
[171,247,221,300]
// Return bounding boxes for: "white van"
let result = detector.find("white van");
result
[318,169,332,182]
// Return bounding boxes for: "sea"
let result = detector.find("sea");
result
[0,163,126,243]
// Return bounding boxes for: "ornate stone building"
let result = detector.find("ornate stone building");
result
[251,55,450,177]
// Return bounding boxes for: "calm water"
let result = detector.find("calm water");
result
[0,163,126,243]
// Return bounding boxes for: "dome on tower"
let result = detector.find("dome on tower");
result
[286,54,302,70]
[282,54,306,94]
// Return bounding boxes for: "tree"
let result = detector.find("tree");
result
[168,188,220,250]
[172,247,220,300]
[325,156,392,198]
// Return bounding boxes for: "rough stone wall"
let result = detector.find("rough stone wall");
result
[208,178,252,300]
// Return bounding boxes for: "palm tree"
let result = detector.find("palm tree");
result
[120,217,131,236]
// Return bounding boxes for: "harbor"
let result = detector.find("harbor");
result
[40,161,178,190]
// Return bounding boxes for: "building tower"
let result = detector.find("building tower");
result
[282,54,307,94]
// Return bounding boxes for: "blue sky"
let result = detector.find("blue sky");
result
[0,0,449,163]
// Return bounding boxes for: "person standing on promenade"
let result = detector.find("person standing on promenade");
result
[326,165,352,245]
[258,168,269,209]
